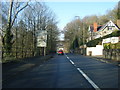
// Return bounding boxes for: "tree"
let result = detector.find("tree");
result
[3,0,29,57]
[64,18,84,50]
[117,1,120,19]
[1,1,59,61]
[21,2,59,55]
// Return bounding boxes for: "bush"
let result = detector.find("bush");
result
[86,30,120,47]
[86,38,102,47]
[103,42,120,49]
[103,43,111,49]
[116,42,120,49]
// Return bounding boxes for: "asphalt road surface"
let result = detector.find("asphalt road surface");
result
[3,53,119,89]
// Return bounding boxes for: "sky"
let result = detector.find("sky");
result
[46,2,118,30]
[45,1,119,40]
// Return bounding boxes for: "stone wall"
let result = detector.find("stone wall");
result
[103,49,120,61]
[0,36,2,63]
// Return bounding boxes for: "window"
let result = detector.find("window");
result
[108,26,112,30]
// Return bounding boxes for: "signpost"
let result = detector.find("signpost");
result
[37,30,47,56]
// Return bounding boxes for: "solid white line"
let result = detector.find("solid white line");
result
[77,68,100,90]
[69,60,74,65]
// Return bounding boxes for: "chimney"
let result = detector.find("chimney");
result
[117,20,120,28]
[93,22,97,32]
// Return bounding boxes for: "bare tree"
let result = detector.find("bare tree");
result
[3,0,29,57]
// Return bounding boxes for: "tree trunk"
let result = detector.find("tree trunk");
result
[4,0,13,56]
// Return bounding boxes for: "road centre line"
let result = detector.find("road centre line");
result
[67,56,69,59]
[65,54,100,90]
[77,68,100,90]
[69,60,74,65]
[65,54,74,65]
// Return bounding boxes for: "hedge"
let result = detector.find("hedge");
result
[86,30,120,47]
[103,42,120,49]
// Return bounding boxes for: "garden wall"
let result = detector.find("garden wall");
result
[103,49,120,61]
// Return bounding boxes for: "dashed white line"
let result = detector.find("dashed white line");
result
[74,64,76,66]
[69,60,74,65]
[77,68,100,90]
[66,56,69,59]
[65,54,100,90]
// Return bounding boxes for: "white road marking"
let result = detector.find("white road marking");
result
[77,68,100,90]
[65,54,100,90]
[74,64,76,66]
[65,54,74,65]
[66,56,69,59]
[69,60,74,65]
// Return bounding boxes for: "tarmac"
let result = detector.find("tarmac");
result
[2,54,120,85]
[2,55,53,84]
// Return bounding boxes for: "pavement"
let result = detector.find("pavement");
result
[86,55,120,67]
[2,54,53,84]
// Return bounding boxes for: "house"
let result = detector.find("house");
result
[87,20,120,42]
[87,23,102,41]
[86,20,120,56]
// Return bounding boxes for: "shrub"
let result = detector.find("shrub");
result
[86,30,120,47]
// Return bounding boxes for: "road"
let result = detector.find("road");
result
[3,53,119,89]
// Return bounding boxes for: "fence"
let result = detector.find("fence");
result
[103,49,120,61]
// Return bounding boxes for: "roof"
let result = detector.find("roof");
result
[99,20,119,31]
[88,25,102,32]
[88,20,120,32]
[115,24,120,30]
[97,26,102,31]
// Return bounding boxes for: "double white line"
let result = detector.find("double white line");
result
[65,54,100,90]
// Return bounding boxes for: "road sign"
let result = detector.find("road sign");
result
[37,30,47,47]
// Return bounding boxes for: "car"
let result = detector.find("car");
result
[57,50,64,55]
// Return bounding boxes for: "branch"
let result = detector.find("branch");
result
[11,1,30,27]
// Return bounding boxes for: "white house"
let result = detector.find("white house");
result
[95,20,120,38]
[87,20,120,42]
[86,20,120,56]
